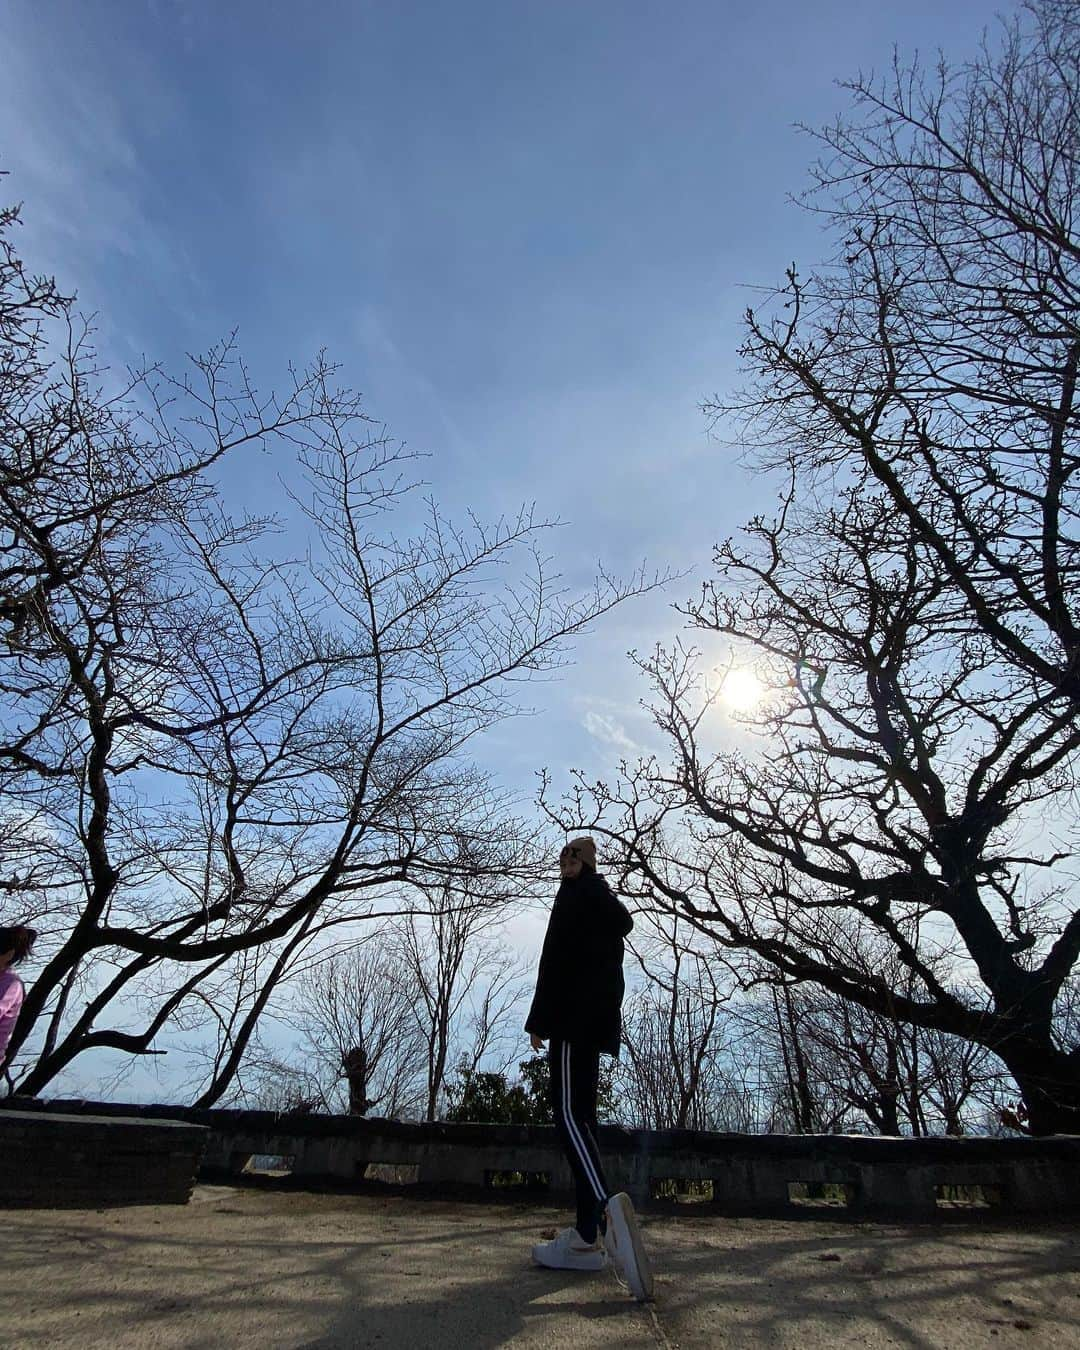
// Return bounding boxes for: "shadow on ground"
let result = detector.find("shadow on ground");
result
[3,1188,1078,1348]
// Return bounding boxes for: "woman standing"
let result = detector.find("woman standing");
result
[0,924,37,1068]
[525,837,653,1300]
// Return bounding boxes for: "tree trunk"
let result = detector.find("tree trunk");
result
[343,1045,370,1116]
[869,1089,901,1136]
[1000,1042,1080,1135]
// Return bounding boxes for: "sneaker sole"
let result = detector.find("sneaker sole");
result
[531,1244,606,1272]
[604,1192,653,1300]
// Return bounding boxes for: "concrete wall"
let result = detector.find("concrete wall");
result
[4,1096,1078,1218]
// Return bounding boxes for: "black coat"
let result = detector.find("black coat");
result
[524,869,633,1056]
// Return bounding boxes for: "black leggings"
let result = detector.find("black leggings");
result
[549,1039,611,1243]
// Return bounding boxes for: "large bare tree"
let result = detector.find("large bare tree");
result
[547,1,1080,1133]
[0,198,659,1099]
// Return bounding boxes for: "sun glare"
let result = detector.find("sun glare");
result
[721,667,764,714]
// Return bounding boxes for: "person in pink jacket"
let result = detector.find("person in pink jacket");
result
[0,924,37,1068]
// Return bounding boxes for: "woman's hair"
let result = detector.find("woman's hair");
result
[0,925,37,965]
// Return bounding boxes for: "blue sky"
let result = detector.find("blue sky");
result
[2,0,1008,1096]
[2,0,1006,772]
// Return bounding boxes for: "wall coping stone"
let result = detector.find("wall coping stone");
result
[4,1095,1078,1159]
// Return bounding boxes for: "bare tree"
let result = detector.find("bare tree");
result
[221,1046,331,1115]
[617,914,738,1130]
[395,884,528,1121]
[195,888,529,1120]
[754,0,1080,716]
[759,984,839,1134]
[739,925,1007,1136]
[287,937,426,1117]
[547,2,1080,1133]
[455,944,531,1084]
[0,198,661,1099]
[914,1024,1005,1136]
[741,962,1008,1138]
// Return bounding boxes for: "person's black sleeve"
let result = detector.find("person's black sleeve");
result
[524,900,572,1040]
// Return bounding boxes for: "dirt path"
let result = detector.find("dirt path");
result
[4,1186,1078,1348]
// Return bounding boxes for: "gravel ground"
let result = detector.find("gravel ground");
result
[4,1185,1079,1349]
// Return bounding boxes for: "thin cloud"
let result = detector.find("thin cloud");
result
[583,710,640,755]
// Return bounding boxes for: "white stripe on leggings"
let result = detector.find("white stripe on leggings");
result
[560,1041,607,1203]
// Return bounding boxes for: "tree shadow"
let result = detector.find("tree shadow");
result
[3,1196,1079,1348]
[0,1197,658,1349]
[649,1213,1080,1348]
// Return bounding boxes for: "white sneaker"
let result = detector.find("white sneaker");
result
[603,1192,654,1300]
[532,1226,606,1272]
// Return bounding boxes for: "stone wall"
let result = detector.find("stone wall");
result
[0,1108,208,1207]
[4,1096,1079,1218]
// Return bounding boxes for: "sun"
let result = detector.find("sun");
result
[721,667,765,714]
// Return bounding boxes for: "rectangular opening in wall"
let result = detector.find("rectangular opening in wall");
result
[650,1178,715,1204]
[242,1154,294,1177]
[935,1182,1002,1209]
[361,1162,420,1185]
[484,1169,550,1191]
[788,1181,852,1208]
